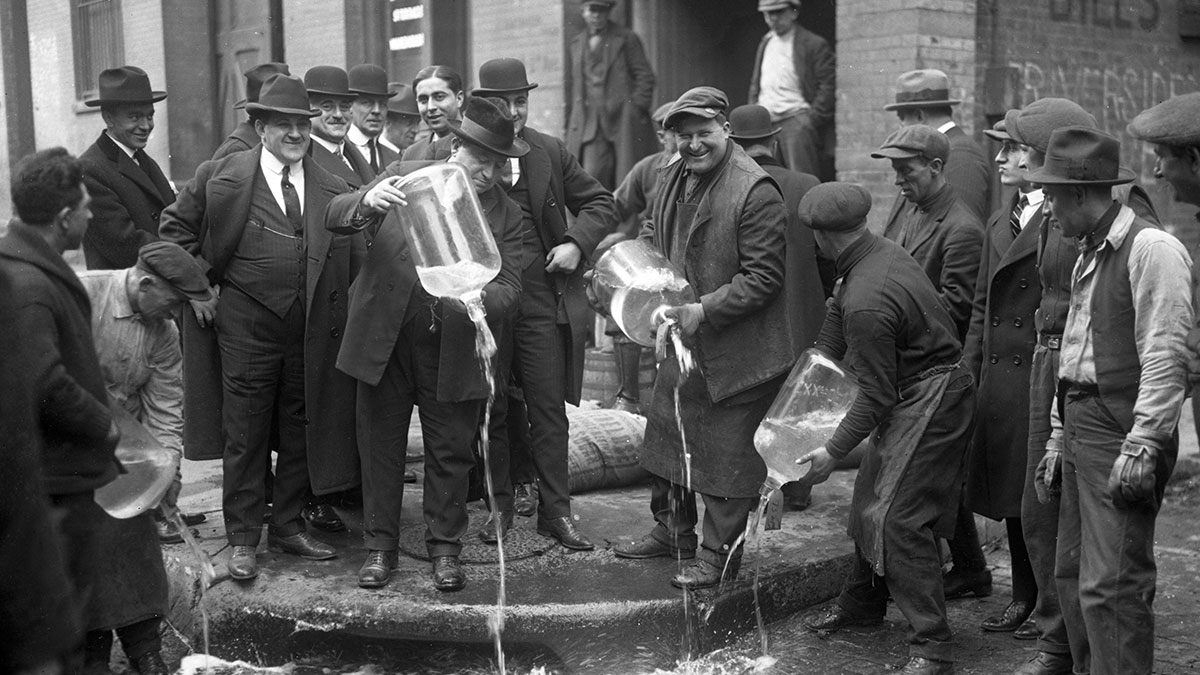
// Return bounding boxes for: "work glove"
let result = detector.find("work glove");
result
[1034,448,1062,504]
[1108,435,1160,508]
[1186,326,1200,386]
[581,269,609,317]
[658,302,704,338]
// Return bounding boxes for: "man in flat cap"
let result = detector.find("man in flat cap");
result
[304,65,368,189]
[611,87,794,590]
[1030,127,1190,675]
[79,66,176,271]
[159,74,363,581]
[748,0,835,179]
[75,241,210,674]
[885,69,991,222]
[326,96,525,592]
[383,83,422,155]
[345,64,400,179]
[797,182,974,675]
[565,0,658,190]
[213,62,291,160]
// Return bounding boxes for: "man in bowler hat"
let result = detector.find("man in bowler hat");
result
[304,65,369,189]
[159,74,363,581]
[213,62,291,160]
[79,66,176,271]
[345,64,400,179]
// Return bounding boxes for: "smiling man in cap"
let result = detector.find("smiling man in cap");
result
[326,96,526,592]
[611,86,794,590]
[797,181,974,675]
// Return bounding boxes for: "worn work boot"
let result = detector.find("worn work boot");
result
[1012,651,1073,675]
[671,557,739,590]
[513,482,538,517]
[268,531,337,560]
[613,535,695,560]
[804,603,884,632]
[895,656,954,674]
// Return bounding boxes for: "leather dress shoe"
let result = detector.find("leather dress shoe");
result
[942,566,992,599]
[1012,651,1073,675]
[1013,618,1039,640]
[132,651,169,675]
[479,512,514,544]
[432,555,465,591]
[804,604,884,632]
[671,558,738,590]
[181,512,207,526]
[610,394,642,415]
[513,482,538,517]
[982,599,1035,632]
[155,515,183,544]
[358,549,399,588]
[537,516,594,551]
[228,545,258,580]
[268,531,337,560]
[302,503,346,532]
[613,535,695,560]
[895,656,954,674]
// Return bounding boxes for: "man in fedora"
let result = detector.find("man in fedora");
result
[748,0,835,179]
[159,74,363,581]
[345,64,400,179]
[471,57,617,552]
[565,0,657,190]
[797,182,974,675]
[611,87,793,590]
[1029,126,1191,675]
[79,66,176,271]
[213,62,291,160]
[885,69,991,221]
[383,83,422,155]
[326,96,525,592]
[305,65,368,188]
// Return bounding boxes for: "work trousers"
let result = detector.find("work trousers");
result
[646,475,755,566]
[1022,343,1070,656]
[216,288,308,546]
[775,110,822,177]
[1058,391,1162,675]
[357,303,483,558]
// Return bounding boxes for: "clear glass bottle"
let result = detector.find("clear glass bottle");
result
[94,409,178,519]
[591,240,696,348]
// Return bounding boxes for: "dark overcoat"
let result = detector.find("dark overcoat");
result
[565,21,657,182]
[344,138,400,182]
[962,193,1041,519]
[211,120,258,160]
[79,132,176,270]
[521,126,619,404]
[309,141,365,189]
[158,147,365,494]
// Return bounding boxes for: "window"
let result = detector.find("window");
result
[71,0,124,102]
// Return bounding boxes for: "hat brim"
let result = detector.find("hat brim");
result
[1023,166,1137,186]
[348,88,399,99]
[449,122,530,158]
[883,99,961,111]
[665,106,724,128]
[306,88,357,99]
[244,102,321,118]
[871,147,923,160]
[83,91,168,108]
[729,128,780,140]
[983,129,1012,142]
[471,83,540,97]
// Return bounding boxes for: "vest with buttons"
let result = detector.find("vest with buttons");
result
[224,169,307,318]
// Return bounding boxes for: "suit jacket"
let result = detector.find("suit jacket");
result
[344,136,400,183]
[519,126,619,403]
[328,160,524,402]
[881,125,995,229]
[565,21,657,180]
[211,120,258,161]
[963,192,1041,518]
[158,147,365,493]
[79,132,176,270]
[402,133,454,162]
[748,26,836,128]
[309,141,364,189]
[0,223,118,495]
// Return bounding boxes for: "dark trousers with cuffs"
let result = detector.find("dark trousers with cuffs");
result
[647,475,754,566]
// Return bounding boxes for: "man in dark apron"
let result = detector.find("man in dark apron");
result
[794,182,975,675]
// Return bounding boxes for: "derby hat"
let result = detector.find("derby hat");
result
[798,182,873,232]
[983,119,1011,143]
[1127,92,1200,147]
[1023,126,1135,186]
[449,97,530,158]
[245,75,320,118]
[472,58,540,96]
[758,0,800,10]
[883,69,961,111]
[665,86,729,129]
[137,242,211,301]
[348,64,398,98]
[386,83,420,117]
[304,65,354,99]
[728,104,780,140]
[234,62,290,109]
[84,66,167,107]
[871,125,950,162]
[1005,98,1096,154]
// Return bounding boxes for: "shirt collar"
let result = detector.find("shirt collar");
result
[1079,202,1124,252]
[346,124,372,148]
[1023,188,1044,208]
[311,135,342,154]
[113,268,137,320]
[105,132,138,159]
[259,146,302,179]
[937,120,956,134]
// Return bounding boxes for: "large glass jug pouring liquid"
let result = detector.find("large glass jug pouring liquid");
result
[591,240,696,349]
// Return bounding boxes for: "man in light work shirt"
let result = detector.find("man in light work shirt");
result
[748,0,835,179]
[1033,127,1191,675]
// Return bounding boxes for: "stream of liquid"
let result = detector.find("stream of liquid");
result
[166,506,216,673]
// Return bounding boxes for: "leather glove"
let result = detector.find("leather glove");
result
[659,302,704,338]
[1034,448,1062,504]
[1186,326,1200,386]
[581,269,609,317]
[1108,436,1160,508]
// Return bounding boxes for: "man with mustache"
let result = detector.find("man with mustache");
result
[345,64,400,180]
[305,65,369,189]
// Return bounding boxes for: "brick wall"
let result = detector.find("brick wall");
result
[285,0,348,72]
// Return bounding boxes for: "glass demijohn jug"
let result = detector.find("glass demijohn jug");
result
[590,239,696,348]
[94,407,179,519]
[753,348,859,495]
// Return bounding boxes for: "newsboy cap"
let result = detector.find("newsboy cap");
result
[1005,98,1096,154]
[137,242,210,301]
[871,125,950,162]
[798,182,873,232]
[983,119,1012,143]
[1023,126,1135,186]
[1127,93,1200,147]
[665,86,729,129]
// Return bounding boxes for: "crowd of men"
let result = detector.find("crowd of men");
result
[3,0,1200,674]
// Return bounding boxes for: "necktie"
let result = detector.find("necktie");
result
[368,140,380,173]
[281,165,303,232]
[1009,194,1028,238]
[336,145,353,170]
[132,149,151,176]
